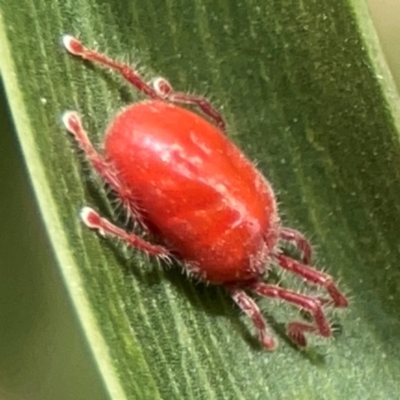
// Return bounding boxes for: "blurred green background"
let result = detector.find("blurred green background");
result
[0,63,107,400]
[0,1,399,399]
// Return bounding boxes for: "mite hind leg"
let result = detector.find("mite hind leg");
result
[228,287,277,350]
[274,254,348,308]
[279,227,312,264]
[248,282,332,347]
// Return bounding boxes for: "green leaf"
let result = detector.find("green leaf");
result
[1,0,400,399]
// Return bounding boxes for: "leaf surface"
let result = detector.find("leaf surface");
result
[1,0,400,398]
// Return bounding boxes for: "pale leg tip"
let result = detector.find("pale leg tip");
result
[152,77,172,98]
[80,207,106,236]
[61,110,80,132]
[62,34,75,50]
[80,206,97,226]
[62,34,84,55]
[260,334,278,351]
[259,331,278,351]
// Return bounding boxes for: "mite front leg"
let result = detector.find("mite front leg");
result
[152,78,226,131]
[228,287,277,350]
[62,111,139,219]
[63,35,159,99]
[63,111,120,189]
[81,207,170,259]
[274,254,348,308]
[62,35,226,132]
[248,282,331,348]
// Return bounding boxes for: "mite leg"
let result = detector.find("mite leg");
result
[274,254,348,308]
[151,77,226,131]
[279,227,312,264]
[62,35,226,131]
[81,207,170,258]
[62,111,139,218]
[248,282,331,347]
[228,287,277,350]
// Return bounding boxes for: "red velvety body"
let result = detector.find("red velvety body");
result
[105,100,280,284]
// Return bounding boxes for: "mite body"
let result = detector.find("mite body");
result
[105,100,278,284]
[62,35,348,350]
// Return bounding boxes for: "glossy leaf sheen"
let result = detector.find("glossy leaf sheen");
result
[1,0,400,399]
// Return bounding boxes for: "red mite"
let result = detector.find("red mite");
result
[62,35,348,350]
